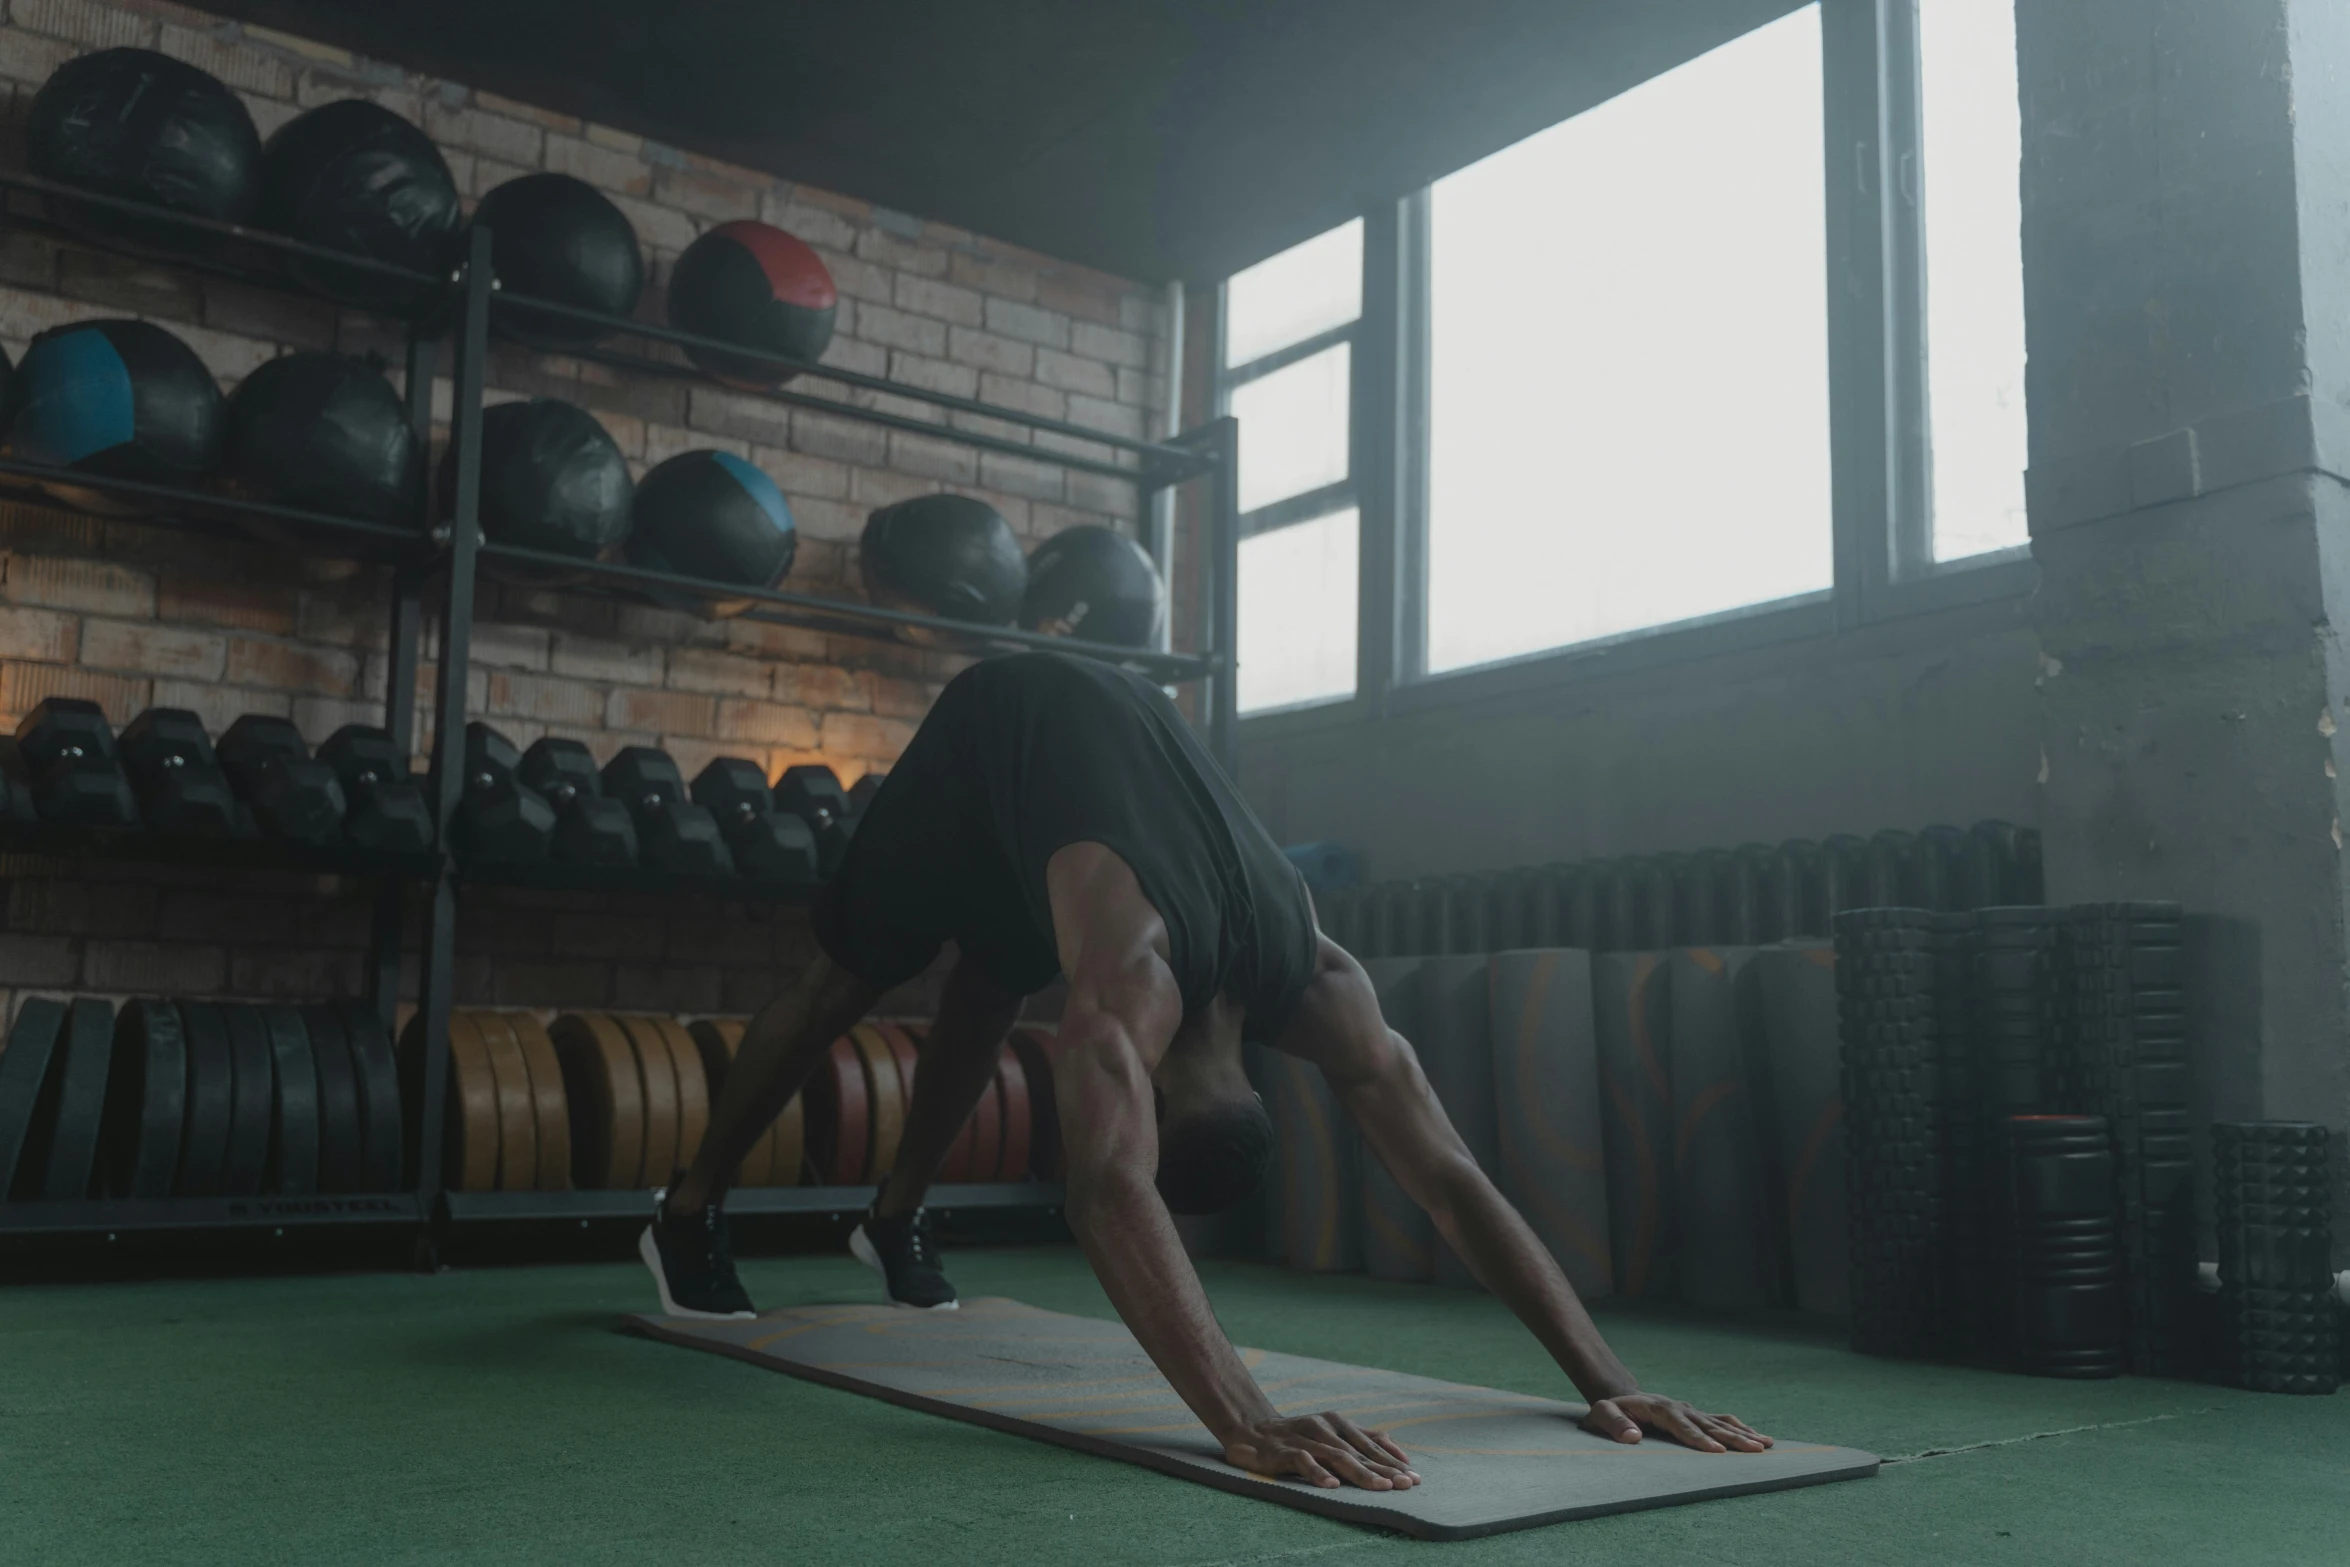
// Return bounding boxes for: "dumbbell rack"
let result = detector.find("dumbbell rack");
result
[0,172,1239,1255]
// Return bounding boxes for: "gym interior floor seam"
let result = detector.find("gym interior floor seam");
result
[3,1246,2339,1566]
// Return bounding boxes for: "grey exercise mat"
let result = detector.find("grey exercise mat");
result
[1490,949,1613,1299]
[1755,942,1851,1316]
[630,1298,1877,1540]
[1415,955,1496,1289]
[1669,948,1782,1311]
[1272,1050,1363,1272]
[1359,957,1437,1282]
[1593,952,1675,1298]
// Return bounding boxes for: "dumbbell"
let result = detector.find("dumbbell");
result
[14,697,138,827]
[116,707,241,837]
[317,725,432,853]
[218,714,346,845]
[847,770,887,815]
[692,756,819,881]
[451,721,553,862]
[776,764,854,872]
[603,746,732,875]
[0,742,35,824]
[520,736,637,867]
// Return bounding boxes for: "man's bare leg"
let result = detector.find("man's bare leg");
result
[663,952,880,1222]
[873,955,1024,1220]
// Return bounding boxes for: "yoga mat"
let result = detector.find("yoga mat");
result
[1593,952,1675,1298]
[1359,957,1436,1282]
[1273,1050,1363,1273]
[1416,955,1498,1290]
[1489,949,1613,1300]
[1755,941,1851,1316]
[631,1299,1876,1540]
[1670,947,1784,1311]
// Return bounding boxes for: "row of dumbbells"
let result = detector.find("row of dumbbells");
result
[0,697,430,850]
[450,721,881,882]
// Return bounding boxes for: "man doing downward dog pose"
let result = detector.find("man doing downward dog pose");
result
[644,650,1769,1491]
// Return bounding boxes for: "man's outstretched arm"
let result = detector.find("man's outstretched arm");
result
[1283,939,1770,1455]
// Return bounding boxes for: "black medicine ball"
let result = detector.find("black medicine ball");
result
[3,318,224,509]
[667,220,837,387]
[473,174,643,348]
[1020,524,1166,649]
[628,449,797,595]
[226,353,420,524]
[258,99,460,312]
[442,397,633,562]
[26,48,261,252]
[859,493,1027,626]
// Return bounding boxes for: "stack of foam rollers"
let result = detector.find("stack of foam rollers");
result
[400,1012,1057,1194]
[2000,1113,2126,1377]
[2212,1122,2337,1395]
[2050,904,2195,1375]
[1968,908,2058,1354]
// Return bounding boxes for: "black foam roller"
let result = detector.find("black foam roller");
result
[218,1003,275,1198]
[100,999,178,1199]
[340,1003,403,1192]
[0,998,67,1198]
[261,1005,318,1196]
[174,1001,234,1198]
[301,1004,365,1193]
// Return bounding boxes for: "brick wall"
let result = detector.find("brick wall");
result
[0,0,1169,1020]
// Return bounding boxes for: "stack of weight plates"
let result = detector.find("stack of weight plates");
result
[2213,1121,2337,1394]
[1,997,401,1201]
[2002,1114,2126,1378]
[1834,908,1948,1356]
[1928,912,1986,1354]
[1970,907,2055,1351]
[2053,903,2195,1376]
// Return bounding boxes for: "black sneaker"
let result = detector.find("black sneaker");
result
[640,1189,755,1319]
[849,1200,959,1310]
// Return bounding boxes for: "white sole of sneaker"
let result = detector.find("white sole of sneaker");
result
[638,1225,756,1320]
[848,1223,960,1311]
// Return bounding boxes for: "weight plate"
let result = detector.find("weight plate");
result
[619,1014,680,1189]
[550,1012,644,1189]
[507,1012,572,1192]
[301,1004,365,1194]
[0,998,66,1198]
[438,1011,501,1193]
[994,1040,1031,1183]
[850,1023,907,1186]
[469,1010,538,1192]
[260,1005,318,1195]
[806,1034,870,1186]
[98,999,176,1199]
[654,1016,709,1176]
[1008,1026,1058,1182]
[173,1002,234,1198]
[340,1004,403,1192]
[687,1017,768,1185]
[217,1004,275,1197]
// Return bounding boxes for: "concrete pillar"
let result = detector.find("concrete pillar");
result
[2020,0,2350,1244]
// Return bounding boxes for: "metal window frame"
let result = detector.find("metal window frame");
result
[1233,0,2035,743]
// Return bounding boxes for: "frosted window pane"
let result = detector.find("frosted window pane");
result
[1226,219,1363,366]
[1239,509,1358,713]
[1231,344,1351,513]
[1920,0,2029,560]
[1426,5,1831,673]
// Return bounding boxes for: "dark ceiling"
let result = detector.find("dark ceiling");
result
[200,0,1798,283]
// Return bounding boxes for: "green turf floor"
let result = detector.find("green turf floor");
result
[2,1246,2341,1566]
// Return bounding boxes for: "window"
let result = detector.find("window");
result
[1223,219,1363,713]
[1425,4,1830,673]
[1918,0,2028,560]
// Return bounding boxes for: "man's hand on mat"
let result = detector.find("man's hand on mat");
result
[1223,1412,1422,1490]
[1582,1394,1773,1454]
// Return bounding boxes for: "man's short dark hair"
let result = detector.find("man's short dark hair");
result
[1155,1094,1273,1215]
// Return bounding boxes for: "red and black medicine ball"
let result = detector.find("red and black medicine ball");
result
[666,220,837,387]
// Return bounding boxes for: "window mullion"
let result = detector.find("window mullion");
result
[1821,0,1898,625]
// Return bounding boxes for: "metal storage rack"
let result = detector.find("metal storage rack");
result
[0,171,1238,1251]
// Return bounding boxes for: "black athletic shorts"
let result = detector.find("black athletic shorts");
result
[811,652,1319,1036]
